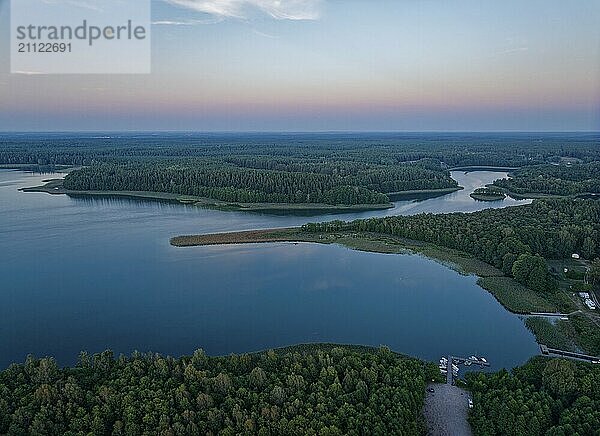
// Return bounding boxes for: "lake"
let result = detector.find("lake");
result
[0,169,537,370]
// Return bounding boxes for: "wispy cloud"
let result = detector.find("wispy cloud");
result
[163,0,321,20]
[497,37,529,55]
[252,28,279,39]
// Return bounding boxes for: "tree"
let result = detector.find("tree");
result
[0,345,432,435]
[512,254,549,292]
[590,258,600,287]
[502,252,518,275]
[542,359,577,399]
[582,237,596,260]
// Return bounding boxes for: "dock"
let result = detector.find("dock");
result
[446,356,453,384]
[442,355,490,384]
[539,344,600,363]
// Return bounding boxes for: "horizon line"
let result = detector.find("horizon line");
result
[1,130,599,135]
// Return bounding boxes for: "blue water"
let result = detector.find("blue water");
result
[0,169,537,370]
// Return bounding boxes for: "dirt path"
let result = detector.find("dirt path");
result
[423,383,473,436]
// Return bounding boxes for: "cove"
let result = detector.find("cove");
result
[0,169,537,370]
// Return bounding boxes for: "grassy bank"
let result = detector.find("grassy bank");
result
[172,229,501,276]
[20,179,394,213]
[477,277,558,313]
[525,317,577,351]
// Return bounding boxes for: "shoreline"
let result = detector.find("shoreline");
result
[386,186,462,200]
[171,228,556,315]
[494,187,599,201]
[20,177,478,213]
[172,228,594,352]
[469,193,506,202]
[486,182,600,200]
[19,179,395,213]
[448,165,519,172]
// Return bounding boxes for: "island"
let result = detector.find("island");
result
[469,187,507,201]
[20,179,394,213]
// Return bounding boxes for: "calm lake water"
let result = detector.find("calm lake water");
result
[0,169,537,370]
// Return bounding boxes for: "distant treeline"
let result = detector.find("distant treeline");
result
[303,199,600,292]
[0,345,434,435]
[1,133,599,167]
[467,356,600,435]
[494,162,600,196]
[4,133,600,205]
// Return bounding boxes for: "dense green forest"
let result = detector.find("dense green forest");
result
[61,160,456,205]
[303,199,600,293]
[0,345,435,436]
[3,132,600,205]
[493,163,600,196]
[467,357,600,435]
[3,345,599,436]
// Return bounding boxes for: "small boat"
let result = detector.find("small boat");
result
[464,360,472,366]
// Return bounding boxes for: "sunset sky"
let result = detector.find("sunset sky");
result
[0,0,599,131]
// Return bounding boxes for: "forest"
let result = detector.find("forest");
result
[0,345,435,436]
[467,357,600,435]
[3,133,600,205]
[1,133,599,167]
[302,199,600,293]
[60,160,454,205]
[493,162,600,196]
[2,345,599,436]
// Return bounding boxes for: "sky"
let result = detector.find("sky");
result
[0,0,599,131]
